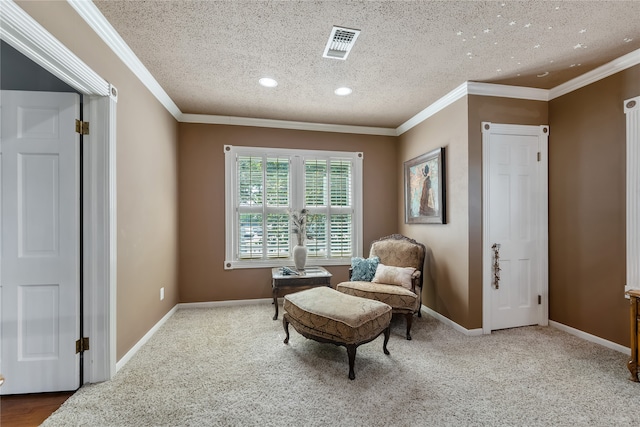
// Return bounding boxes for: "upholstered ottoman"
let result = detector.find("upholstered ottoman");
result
[283,286,392,380]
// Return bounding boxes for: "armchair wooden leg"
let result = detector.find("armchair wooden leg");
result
[405,313,413,340]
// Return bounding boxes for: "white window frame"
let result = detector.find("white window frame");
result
[626,96,640,293]
[224,145,363,269]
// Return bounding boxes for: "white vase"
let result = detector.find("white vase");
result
[293,245,307,270]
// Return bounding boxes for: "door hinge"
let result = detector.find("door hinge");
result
[75,119,89,135]
[537,152,541,162]
[75,337,90,354]
[538,295,542,305]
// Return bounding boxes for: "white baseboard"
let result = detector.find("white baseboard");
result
[177,298,274,309]
[548,320,630,355]
[122,301,630,374]
[115,298,276,371]
[115,304,179,372]
[421,305,484,336]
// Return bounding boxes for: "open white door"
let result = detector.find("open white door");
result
[0,90,80,394]
[482,122,549,333]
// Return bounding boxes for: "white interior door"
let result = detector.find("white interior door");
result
[0,90,80,394]
[482,123,549,332]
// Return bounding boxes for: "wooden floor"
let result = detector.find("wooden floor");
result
[0,391,74,427]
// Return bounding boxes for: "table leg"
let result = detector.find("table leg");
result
[629,295,639,381]
[283,316,290,344]
[272,287,279,320]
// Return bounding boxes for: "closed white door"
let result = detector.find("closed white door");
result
[483,123,548,331]
[0,90,80,394]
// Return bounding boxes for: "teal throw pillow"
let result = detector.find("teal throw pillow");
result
[351,256,380,281]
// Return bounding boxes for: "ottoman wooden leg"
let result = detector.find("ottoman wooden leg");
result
[283,316,290,344]
[346,345,357,380]
[383,326,390,355]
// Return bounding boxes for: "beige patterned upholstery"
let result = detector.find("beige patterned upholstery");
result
[336,281,419,312]
[283,287,392,345]
[282,287,392,379]
[337,234,426,340]
[371,239,424,271]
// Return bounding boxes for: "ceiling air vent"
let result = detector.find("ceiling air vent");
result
[323,26,360,60]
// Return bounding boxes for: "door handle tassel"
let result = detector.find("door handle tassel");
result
[491,243,501,289]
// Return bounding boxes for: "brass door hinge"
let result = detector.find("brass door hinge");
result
[76,337,90,354]
[75,119,89,135]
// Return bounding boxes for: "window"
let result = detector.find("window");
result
[224,145,363,269]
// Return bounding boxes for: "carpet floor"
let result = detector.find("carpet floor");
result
[42,303,640,426]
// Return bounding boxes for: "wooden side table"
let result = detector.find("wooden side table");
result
[271,266,332,320]
[628,289,640,382]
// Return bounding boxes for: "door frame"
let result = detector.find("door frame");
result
[481,122,549,334]
[1,0,117,383]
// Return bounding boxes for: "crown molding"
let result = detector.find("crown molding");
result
[396,82,469,135]
[549,47,640,100]
[67,0,181,118]
[67,0,639,135]
[66,0,394,136]
[467,82,549,101]
[396,81,551,135]
[180,113,396,136]
[1,0,109,96]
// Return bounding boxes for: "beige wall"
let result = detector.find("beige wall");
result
[398,98,471,327]
[178,123,398,302]
[398,96,547,329]
[549,64,640,346]
[17,1,180,360]
[466,96,548,328]
[17,0,640,360]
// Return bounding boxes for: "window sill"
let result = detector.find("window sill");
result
[223,258,351,270]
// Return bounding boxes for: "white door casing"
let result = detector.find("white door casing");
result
[482,122,549,333]
[1,0,118,384]
[1,90,80,394]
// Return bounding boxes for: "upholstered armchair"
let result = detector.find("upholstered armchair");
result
[337,234,426,340]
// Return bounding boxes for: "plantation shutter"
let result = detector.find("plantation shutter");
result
[237,155,290,260]
[265,157,290,259]
[304,157,353,258]
[225,145,362,269]
[329,159,353,257]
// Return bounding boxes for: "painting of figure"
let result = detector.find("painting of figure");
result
[404,147,446,224]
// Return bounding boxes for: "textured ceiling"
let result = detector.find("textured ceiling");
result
[93,0,640,128]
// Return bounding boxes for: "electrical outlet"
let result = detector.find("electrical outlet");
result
[160,287,165,301]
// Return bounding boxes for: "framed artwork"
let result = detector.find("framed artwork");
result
[404,147,446,224]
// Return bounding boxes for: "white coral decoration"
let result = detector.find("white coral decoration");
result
[288,208,312,246]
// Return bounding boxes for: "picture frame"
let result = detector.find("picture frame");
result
[404,147,446,224]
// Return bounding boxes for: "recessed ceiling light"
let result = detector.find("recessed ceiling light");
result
[259,77,278,88]
[334,87,352,96]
